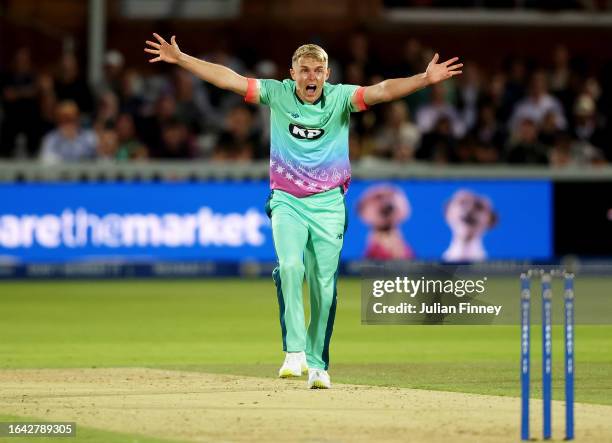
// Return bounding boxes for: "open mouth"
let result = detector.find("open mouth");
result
[305,84,317,94]
[461,213,478,226]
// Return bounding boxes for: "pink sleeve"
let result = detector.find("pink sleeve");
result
[353,86,369,112]
[244,78,258,104]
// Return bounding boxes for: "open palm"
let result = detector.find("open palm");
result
[425,53,463,84]
[145,33,181,64]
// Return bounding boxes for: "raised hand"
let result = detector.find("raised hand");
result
[425,53,463,85]
[144,33,182,64]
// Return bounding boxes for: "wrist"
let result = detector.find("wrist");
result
[421,72,432,86]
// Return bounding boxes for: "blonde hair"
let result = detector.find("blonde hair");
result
[291,44,328,66]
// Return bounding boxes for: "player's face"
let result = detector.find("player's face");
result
[290,57,330,103]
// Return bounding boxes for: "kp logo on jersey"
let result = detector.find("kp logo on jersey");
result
[289,123,325,140]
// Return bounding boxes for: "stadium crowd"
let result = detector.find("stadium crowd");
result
[1,35,610,166]
[384,0,612,10]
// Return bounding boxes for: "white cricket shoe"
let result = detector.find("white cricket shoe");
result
[278,351,308,378]
[308,368,331,389]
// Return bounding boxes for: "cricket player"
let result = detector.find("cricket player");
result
[145,34,462,389]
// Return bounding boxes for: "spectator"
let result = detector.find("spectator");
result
[417,115,458,163]
[93,91,119,131]
[387,38,423,79]
[0,48,41,157]
[416,83,466,138]
[351,107,378,159]
[96,126,119,161]
[37,72,57,138]
[345,31,378,79]
[345,62,371,159]
[538,110,560,146]
[138,93,178,153]
[473,139,500,164]
[54,53,93,115]
[373,101,420,161]
[549,131,605,167]
[349,129,363,161]
[3,38,612,168]
[156,117,193,159]
[505,117,548,164]
[548,45,580,120]
[96,50,124,96]
[583,76,601,101]
[510,70,567,133]
[481,72,509,123]
[471,101,508,151]
[502,57,528,121]
[570,94,609,157]
[387,40,432,113]
[253,60,278,151]
[118,68,145,116]
[345,62,366,86]
[549,46,571,96]
[456,63,482,131]
[363,73,390,150]
[199,41,244,127]
[213,105,260,161]
[39,101,97,164]
[173,69,205,134]
[454,135,478,163]
[115,113,148,160]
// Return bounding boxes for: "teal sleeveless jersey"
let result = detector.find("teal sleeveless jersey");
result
[246,78,367,197]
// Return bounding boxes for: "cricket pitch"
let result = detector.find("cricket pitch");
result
[0,368,611,442]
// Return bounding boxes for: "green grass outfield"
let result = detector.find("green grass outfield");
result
[0,278,610,408]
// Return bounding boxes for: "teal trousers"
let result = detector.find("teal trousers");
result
[267,188,347,370]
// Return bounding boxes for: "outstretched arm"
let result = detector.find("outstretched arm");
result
[361,53,463,106]
[145,33,248,96]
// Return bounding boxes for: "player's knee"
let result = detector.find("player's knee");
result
[279,259,304,277]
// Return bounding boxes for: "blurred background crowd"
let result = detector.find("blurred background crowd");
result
[2,2,612,167]
[385,0,612,9]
